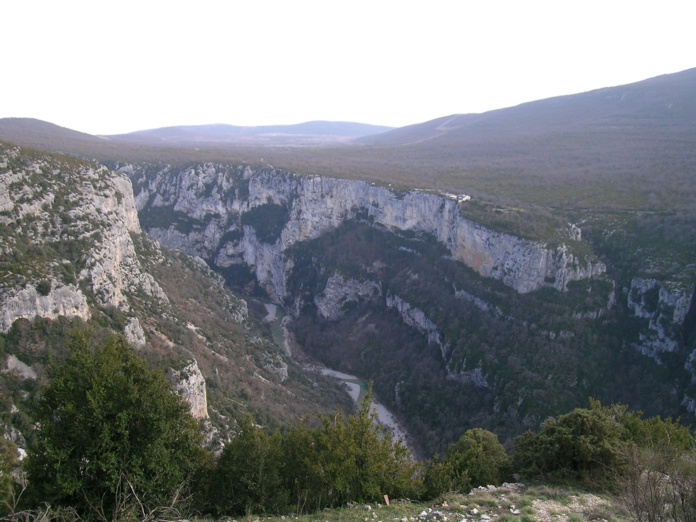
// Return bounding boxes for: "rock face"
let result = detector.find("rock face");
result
[0,144,168,333]
[1,283,90,333]
[3,355,38,380]
[315,274,382,320]
[386,294,447,358]
[128,164,605,300]
[628,278,695,360]
[173,360,208,420]
[124,317,146,348]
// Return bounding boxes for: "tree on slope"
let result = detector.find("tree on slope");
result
[26,331,206,520]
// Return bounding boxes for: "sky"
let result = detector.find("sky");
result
[2,0,694,135]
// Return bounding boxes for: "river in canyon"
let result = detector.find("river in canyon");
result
[263,303,412,450]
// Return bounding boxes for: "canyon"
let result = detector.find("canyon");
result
[1,69,695,454]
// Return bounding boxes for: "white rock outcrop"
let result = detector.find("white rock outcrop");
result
[173,360,208,420]
[3,355,38,380]
[1,283,90,333]
[386,294,448,358]
[124,317,146,348]
[628,278,693,359]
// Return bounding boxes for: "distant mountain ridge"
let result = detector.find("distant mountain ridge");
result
[112,121,393,144]
[2,67,694,162]
[0,118,393,150]
[0,118,110,151]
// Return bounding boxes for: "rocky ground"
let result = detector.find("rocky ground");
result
[206,483,631,522]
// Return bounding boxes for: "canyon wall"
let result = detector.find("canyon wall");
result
[128,164,605,300]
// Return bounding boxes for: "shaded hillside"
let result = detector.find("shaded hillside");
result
[285,220,684,454]
[0,118,115,155]
[351,68,696,210]
[359,68,696,148]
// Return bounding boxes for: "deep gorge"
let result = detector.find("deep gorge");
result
[124,161,696,454]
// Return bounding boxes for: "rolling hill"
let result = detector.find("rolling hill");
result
[358,68,696,148]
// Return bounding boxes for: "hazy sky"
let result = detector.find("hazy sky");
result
[3,0,694,135]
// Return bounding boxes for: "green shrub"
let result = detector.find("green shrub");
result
[0,437,24,517]
[512,399,694,490]
[280,389,422,511]
[619,444,696,521]
[423,455,464,498]
[206,388,422,516]
[35,279,51,296]
[25,330,207,520]
[423,428,509,498]
[512,401,628,484]
[206,415,286,515]
[446,428,510,488]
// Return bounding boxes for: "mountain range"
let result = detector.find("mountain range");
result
[111,121,393,145]
[1,67,695,456]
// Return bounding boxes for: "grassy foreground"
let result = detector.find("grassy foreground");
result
[207,484,630,522]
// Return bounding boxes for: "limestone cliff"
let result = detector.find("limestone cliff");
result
[0,144,167,334]
[0,283,90,333]
[627,278,695,361]
[386,294,448,358]
[128,164,605,300]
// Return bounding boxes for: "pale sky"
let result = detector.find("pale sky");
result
[2,0,694,135]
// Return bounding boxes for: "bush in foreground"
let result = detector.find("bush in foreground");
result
[25,331,207,520]
[423,428,509,498]
[510,400,696,519]
[203,388,422,515]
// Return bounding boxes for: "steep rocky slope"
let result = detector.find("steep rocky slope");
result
[0,144,164,331]
[0,144,350,455]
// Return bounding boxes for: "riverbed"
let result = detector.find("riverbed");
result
[316,367,411,446]
[263,303,413,449]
